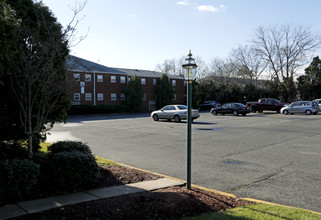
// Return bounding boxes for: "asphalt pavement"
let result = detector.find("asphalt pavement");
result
[47,112,321,212]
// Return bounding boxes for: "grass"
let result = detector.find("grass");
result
[186,203,321,220]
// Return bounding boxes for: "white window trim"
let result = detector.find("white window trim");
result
[73,93,80,101]
[85,93,92,101]
[141,78,146,85]
[153,79,157,85]
[97,75,103,82]
[120,76,126,84]
[172,80,176,86]
[85,74,91,82]
[73,73,80,82]
[97,93,104,101]
[111,76,116,83]
[111,93,117,101]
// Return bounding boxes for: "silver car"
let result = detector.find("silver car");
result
[151,105,200,122]
[281,101,319,115]
[313,99,321,110]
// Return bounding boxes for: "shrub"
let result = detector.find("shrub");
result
[0,142,28,161]
[0,159,40,202]
[48,151,100,191]
[48,141,92,155]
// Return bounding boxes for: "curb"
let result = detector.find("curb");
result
[115,160,321,216]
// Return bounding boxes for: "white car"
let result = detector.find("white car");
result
[151,105,200,122]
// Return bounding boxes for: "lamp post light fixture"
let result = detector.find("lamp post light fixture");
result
[182,50,197,189]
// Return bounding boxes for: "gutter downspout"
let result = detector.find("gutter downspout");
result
[94,72,96,106]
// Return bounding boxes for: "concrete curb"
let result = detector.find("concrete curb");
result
[115,160,321,216]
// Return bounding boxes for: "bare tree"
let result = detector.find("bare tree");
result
[230,45,268,84]
[252,24,321,82]
[7,0,87,158]
[209,57,238,84]
[156,56,210,79]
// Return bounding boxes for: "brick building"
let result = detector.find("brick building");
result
[67,56,186,111]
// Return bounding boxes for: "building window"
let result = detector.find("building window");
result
[184,81,187,87]
[97,93,103,101]
[121,93,126,101]
[85,74,91,82]
[73,73,80,82]
[111,93,117,101]
[111,76,116,83]
[153,79,157,85]
[85,93,91,101]
[141,78,146,85]
[173,94,176,100]
[153,94,157,100]
[120,76,126,84]
[172,80,176,86]
[97,75,103,82]
[73,93,80,101]
[142,93,146,101]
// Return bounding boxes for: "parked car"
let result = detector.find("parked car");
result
[210,103,252,116]
[151,105,200,122]
[197,101,221,111]
[313,99,321,109]
[281,101,319,115]
[246,98,288,113]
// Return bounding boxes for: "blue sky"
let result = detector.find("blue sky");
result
[41,0,321,71]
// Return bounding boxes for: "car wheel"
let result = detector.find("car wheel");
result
[306,110,312,115]
[174,115,181,122]
[152,114,159,121]
[283,110,289,115]
[258,110,263,113]
[233,111,238,116]
[276,109,281,113]
[212,110,217,115]
[242,113,246,116]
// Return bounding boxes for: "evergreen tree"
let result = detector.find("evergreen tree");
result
[298,56,321,99]
[125,75,144,112]
[156,74,174,109]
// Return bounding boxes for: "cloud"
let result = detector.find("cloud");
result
[176,1,189,6]
[197,4,226,12]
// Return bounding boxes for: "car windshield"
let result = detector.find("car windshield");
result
[177,105,187,110]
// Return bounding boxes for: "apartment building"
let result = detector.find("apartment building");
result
[67,56,186,111]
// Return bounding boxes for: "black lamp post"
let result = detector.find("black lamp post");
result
[182,50,197,189]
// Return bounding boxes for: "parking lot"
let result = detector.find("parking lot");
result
[48,112,321,212]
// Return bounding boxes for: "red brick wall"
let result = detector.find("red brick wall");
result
[68,71,186,111]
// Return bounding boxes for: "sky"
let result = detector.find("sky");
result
[40,0,321,71]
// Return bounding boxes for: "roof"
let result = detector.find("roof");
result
[114,68,184,79]
[67,55,184,79]
[66,55,123,74]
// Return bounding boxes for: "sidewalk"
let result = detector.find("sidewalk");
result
[0,178,184,220]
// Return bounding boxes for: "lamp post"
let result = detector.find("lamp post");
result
[182,50,197,189]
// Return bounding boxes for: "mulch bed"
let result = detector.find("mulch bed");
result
[9,165,253,220]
